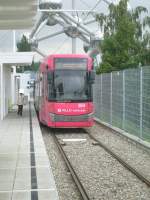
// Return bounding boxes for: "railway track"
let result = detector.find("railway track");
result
[52,132,90,200]
[53,128,150,189]
[87,131,150,188]
[42,127,150,199]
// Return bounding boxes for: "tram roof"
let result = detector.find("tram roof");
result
[43,54,91,61]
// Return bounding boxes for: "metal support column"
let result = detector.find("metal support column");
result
[13,30,16,52]
[140,67,143,138]
[30,13,45,39]
[100,74,103,119]
[0,64,3,120]
[72,0,76,54]
[122,70,125,130]
[32,47,46,58]
[60,12,94,36]
[38,30,64,42]
[110,73,112,125]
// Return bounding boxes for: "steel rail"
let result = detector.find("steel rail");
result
[94,118,150,150]
[52,133,90,200]
[87,132,150,187]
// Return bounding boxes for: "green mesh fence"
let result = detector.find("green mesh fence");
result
[94,66,150,142]
[93,76,101,119]
[112,71,123,129]
[101,73,111,123]
[124,68,141,137]
[142,66,150,141]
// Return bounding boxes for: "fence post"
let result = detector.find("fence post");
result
[110,72,112,125]
[100,74,102,120]
[140,67,143,139]
[122,70,125,130]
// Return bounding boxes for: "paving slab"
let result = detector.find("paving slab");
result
[0,103,59,200]
[0,192,12,200]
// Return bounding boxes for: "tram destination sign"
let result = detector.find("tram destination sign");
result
[55,58,87,69]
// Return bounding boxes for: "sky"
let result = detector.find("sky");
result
[0,0,149,61]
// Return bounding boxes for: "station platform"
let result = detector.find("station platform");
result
[0,103,59,200]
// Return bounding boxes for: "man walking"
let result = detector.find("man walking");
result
[17,89,25,116]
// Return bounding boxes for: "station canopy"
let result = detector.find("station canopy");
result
[0,52,35,65]
[0,0,37,29]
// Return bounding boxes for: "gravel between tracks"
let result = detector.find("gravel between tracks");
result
[42,126,81,200]
[56,129,150,200]
[86,122,150,181]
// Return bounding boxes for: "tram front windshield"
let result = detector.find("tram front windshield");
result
[48,70,92,102]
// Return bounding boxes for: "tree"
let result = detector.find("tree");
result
[17,35,31,52]
[31,61,40,72]
[96,0,150,74]
[17,35,32,73]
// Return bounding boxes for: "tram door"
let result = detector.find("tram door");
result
[40,72,46,122]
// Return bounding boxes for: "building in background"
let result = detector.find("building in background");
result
[11,69,35,106]
[0,52,34,120]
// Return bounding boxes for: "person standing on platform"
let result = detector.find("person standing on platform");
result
[17,89,25,116]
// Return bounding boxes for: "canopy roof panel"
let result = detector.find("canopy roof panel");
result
[0,0,37,29]
[0,52,35,65]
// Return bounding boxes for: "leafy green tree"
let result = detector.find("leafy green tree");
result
[31,61,40,72]
[17,35,32,73]
[17,35,31,52]
[96,0,150,74]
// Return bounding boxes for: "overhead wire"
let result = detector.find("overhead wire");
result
[82,0,102,22]
[79,0,93,19]
[79,0,91,9]
[79,0,103,37]
[52,37,70,54]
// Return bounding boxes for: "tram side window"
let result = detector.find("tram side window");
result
[47,72,54,100]
[44,73,47,98]
[42,73,44,98]
[39,73,42,98]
